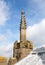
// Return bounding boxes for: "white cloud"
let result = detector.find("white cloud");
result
[0,29,14,57]
[0,29,15,57]
[27,18,45,48]
[0,34,7,42]
[0,0,9,26]
[0,43,13,58]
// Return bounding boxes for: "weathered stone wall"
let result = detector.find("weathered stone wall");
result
[8,58,17,65]
[20,49,32,59]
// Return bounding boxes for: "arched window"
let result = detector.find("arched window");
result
[22,43,28,48]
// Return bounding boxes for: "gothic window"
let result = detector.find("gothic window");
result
[22,43,28,48]
[29,44,33,49]
[17,43,20,49]
[15,43,20,49]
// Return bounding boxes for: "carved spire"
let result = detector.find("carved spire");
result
[20,10,26,42]
[20,10,26,29]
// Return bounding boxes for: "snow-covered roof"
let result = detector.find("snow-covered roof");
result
[14,46,45,65]
[33,47,45,53]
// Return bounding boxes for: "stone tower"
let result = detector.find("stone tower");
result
[20,10,26,42]
[8,10,33,65]
[13,10,33,61]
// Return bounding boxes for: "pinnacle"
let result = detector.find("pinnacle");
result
[21,9,25,14]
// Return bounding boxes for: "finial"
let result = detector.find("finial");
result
[21,9,25,14]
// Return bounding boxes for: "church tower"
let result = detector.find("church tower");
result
[20,10,26,42]
[9,10,33,65]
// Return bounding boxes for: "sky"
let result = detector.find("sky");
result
[0,0,45,57]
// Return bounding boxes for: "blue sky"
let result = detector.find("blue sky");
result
[0,0,45,57]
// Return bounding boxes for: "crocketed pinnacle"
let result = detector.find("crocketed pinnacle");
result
[20,10,26,29]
